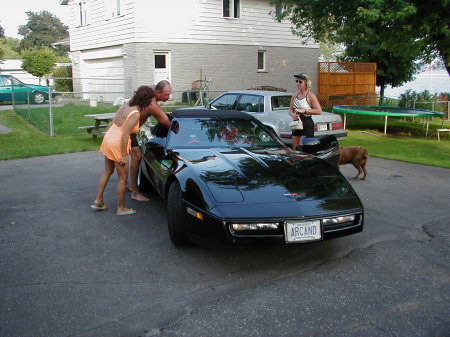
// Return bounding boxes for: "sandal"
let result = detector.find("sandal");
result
[117,209,137,216]
[91,203,108,211]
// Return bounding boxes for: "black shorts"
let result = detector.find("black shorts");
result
[130,133,139,147]
[292,117,314,137]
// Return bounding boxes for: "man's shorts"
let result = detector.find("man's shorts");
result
[130,133,139,147]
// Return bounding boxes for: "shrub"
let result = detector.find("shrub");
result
[52,65,73,92]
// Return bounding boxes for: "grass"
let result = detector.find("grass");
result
[1,107,450,168]
[341,131,450,168]
[0,110,101,160]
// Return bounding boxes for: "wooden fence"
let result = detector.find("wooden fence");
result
[318,62,377,107]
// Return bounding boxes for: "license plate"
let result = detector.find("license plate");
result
[317,123,328,131]
[285,221,322,243]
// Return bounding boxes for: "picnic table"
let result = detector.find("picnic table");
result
[79,113,116,140]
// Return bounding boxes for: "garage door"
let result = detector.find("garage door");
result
[83,57,125,102]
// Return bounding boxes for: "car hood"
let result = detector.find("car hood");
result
[174,147,362,218]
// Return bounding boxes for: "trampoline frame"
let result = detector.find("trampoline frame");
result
[332,105,444,136]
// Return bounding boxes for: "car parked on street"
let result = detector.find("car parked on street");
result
[186,90,347,145]
[0,74,57,104]
[138,109,363,246]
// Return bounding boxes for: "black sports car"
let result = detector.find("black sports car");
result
[139,110,364,246]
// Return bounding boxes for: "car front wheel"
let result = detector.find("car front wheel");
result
[167,181,190,246]
[31,91,46,104]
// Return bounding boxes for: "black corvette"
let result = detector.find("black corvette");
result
[138,110,364,246]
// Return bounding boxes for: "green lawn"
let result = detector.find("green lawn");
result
[1,108,449,168]
[0,110,101,160]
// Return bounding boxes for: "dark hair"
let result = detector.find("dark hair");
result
[155,80,171,92]
[128,85,155,110]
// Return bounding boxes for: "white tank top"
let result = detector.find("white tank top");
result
[293,92,312,117]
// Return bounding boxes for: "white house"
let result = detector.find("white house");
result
[60,0,319,101]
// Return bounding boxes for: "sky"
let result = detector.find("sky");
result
[0,0,70,39]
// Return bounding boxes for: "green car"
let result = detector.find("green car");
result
[0,74,57,104]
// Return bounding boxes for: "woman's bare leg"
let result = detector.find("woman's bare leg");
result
[292,135,300,150]
[93,157,115,206]
[115,162,136,214]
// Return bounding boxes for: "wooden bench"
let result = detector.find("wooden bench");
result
[80,113,116,140]
[437,128,450,141]
[78,124,108,139]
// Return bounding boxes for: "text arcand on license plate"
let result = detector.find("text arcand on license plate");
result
[318,123,328,131]
[285,221,322,243]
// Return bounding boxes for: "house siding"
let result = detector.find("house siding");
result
[68,0,316,50]
[64,0,320,102]
[121,42,319,101]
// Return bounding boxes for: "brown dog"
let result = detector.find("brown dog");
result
[339,146,368,180]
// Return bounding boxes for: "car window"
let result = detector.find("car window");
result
[236,95,264,113]
[2,77,12,86]
[210,93,239,110]
[271,95,291,111]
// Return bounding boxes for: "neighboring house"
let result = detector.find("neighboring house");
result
[60,0,320,102]
[0,60,41,84]
[0,60,70,86]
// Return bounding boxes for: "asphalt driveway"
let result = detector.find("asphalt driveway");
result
[0,151,449,337]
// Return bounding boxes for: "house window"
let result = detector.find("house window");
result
[223,0,240,18]
[154,55,166,69]
[105,0,125,18]
[78,0,88,26]
[258,50,266,71]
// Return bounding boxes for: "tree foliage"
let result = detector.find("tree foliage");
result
[18,11,68,55]
[271,0,450,95]
[0,38,21,59]
[52,65,73,92]
[21,47,57,82]
[0,24,5,38]
[0,40,5,60]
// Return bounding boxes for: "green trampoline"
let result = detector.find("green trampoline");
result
[332,105,445,135]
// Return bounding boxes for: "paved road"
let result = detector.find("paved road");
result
[0,151,449,337]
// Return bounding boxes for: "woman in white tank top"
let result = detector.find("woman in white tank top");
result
[289,73,322,150]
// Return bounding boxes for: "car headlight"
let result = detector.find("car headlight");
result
[322,215,355,226]
[231,223,279,231]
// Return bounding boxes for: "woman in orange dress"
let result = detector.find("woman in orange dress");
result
[91,86,156,215]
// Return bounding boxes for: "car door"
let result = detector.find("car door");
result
[0,76,12,101]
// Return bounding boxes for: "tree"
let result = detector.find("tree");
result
[18,11,68,56]
[271,0,450,95]
[0,24,5,38]
[21,47,57,85]
[0,41,5,60]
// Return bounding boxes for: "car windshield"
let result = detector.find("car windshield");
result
[167,118,283,149]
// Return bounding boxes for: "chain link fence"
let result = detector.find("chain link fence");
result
[9,87,226,136]
[5,77,449,136]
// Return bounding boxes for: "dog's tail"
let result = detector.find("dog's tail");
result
[361,147,368,159]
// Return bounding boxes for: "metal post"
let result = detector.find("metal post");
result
[49,88,54,136]
[343,113,347,129]
[384,115,388,135]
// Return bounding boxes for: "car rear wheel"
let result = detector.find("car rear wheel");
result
[31,92,46,104]
[167,181,190,246]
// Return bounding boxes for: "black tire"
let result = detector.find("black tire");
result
[167,182,190,246]
[31,91,46,104]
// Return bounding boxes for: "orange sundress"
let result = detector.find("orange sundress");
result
[99,110,139,162]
